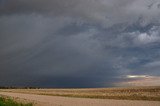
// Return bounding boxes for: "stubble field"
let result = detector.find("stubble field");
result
[0,86,160,101]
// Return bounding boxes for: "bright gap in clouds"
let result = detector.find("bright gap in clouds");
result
[126,75,150,78]
[116,75,160,87]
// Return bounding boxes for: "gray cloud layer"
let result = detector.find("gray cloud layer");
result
[0,0,160,87]
[1,0,160,26]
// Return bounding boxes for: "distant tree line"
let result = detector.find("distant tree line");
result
[0,86,40,89]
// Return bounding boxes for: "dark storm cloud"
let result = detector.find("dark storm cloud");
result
[1,0,160,27]
[0,0,160,87]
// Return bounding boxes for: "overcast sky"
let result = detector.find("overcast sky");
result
[0,0,160,88]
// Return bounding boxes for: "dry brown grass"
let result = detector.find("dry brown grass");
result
[0,86,160,101]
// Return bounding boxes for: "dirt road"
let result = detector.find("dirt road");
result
[0,92,160,106]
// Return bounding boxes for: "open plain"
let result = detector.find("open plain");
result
[0,86,160,106]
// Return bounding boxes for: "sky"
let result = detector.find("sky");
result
[0,0,160,88]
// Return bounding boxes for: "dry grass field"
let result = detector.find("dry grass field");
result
[0,86,160,101]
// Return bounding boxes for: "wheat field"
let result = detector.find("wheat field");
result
[0,86,160,101]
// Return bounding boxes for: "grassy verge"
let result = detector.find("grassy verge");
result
[0,97,33,106]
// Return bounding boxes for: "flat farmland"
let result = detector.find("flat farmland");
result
[0,86,160,101]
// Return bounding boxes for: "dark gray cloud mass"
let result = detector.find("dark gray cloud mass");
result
[0,0,160,87]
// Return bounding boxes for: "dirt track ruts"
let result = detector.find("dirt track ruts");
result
[0,92,160,106]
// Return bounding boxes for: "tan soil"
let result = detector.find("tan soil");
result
[0,92,160,106]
